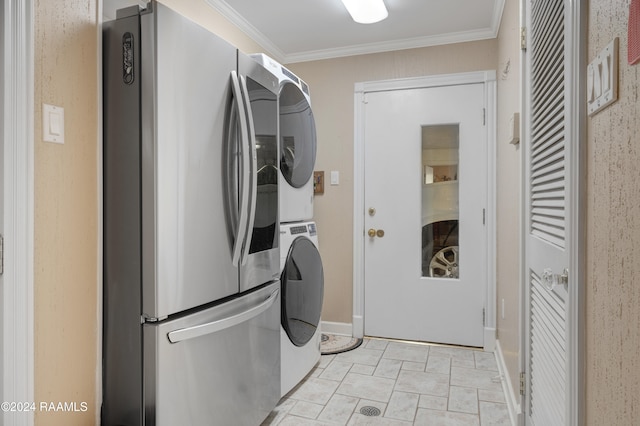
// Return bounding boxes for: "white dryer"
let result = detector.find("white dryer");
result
[251,54,317,223]
[279,221,324,397]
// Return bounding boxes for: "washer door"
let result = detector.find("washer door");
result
[281,237,324,346]
[279,82,317,188]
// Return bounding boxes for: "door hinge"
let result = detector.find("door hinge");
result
[482,108,486,125]
[482,208,486,225]
[520,27,527,51]
[520,372,526,395]
[0,234,4,276]
[482,308,486,326]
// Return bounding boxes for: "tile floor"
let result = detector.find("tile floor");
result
[263,337,512,426]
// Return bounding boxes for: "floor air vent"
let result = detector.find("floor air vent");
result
[359,406,381,417]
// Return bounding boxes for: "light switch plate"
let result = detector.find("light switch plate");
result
[587,38,618,116]
[43,103,64,144]
[330,170,339,185]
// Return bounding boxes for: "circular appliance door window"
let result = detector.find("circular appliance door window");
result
[281,237,324,347]
[279,82,317,188]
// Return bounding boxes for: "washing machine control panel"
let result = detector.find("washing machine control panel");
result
[286,223,317,237]
[307,223,317,236]
[289,225,308,235]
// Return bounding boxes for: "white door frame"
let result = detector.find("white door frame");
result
[519,0,585,424]
[353,71,497,351]
[2,1,35,425]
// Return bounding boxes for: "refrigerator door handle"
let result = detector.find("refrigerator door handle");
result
[238,75,258,265]
[229,71,251,267]
[167,288,279,343]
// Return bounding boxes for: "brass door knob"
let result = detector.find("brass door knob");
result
[368,228,385,238]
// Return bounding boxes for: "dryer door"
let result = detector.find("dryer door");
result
[279,82,317,188]
[281,236,324,346]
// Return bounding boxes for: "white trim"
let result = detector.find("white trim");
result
[353,71,497,345]
[284,29,498,64]
[320,321,353,337]
[204,0,287,62]
[96,0,104,424]
[567,1,586,425]
[495,339,521,426]
[2,1,34,425]
[518,0,528,423]
[484,328,496,352]
[206,0,506,64]
[520,0,585,424]
[485,76,498,352]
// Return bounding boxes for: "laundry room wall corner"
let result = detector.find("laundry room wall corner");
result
[494,0,522,411]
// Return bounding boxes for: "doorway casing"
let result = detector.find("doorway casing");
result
[2,1,35,425]
[353,71,497,351]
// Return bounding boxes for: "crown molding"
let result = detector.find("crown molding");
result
[283,27,499,64]
[205,0,287,63]
[206,0,505,65]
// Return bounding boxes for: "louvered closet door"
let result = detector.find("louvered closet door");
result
[524,0,576,424]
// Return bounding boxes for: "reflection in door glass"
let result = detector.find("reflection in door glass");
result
[421,124,460,278]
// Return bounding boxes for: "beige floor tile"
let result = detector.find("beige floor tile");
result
[373,358,403,379]
[414,408,480,426]
[288,377,341,405]
[385,391,419,422]
[382,342,430,363]
[394,369,449,397]
[418,394,448,411]
[479,401,511,425]
[269,338,513,426]
[450,367,502,391]
[448,386,479,414]
[317,394,359,424]
[335,372,396,402]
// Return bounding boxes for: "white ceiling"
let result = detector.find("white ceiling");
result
[207,0,505,63]
[104,0,505,64]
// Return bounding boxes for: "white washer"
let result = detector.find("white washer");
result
[279,221,324,397]
[251,53,317,223]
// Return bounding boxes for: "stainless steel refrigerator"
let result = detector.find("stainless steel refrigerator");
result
[103,2,281,424]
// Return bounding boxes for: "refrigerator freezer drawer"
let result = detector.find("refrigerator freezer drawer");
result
[143,282,281,426]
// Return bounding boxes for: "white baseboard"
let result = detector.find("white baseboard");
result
[484,327,496,352]
[352,315,363,338]
[320,321,352,336]
[495,339,521,426]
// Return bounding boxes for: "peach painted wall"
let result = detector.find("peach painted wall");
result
[495,0,521,400]
[34,0,99,424]
[586,0,640,424]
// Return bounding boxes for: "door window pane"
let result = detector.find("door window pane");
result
[421,124,459,278]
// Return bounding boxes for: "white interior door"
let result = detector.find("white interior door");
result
[523,0,584,424]
[363,83,488,347]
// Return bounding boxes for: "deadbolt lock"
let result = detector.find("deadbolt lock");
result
[368,207,376,216]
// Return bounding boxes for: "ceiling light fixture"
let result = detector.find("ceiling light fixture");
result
[340,0,388,24]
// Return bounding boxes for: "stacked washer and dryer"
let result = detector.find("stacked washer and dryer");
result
[251,54,325,397]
